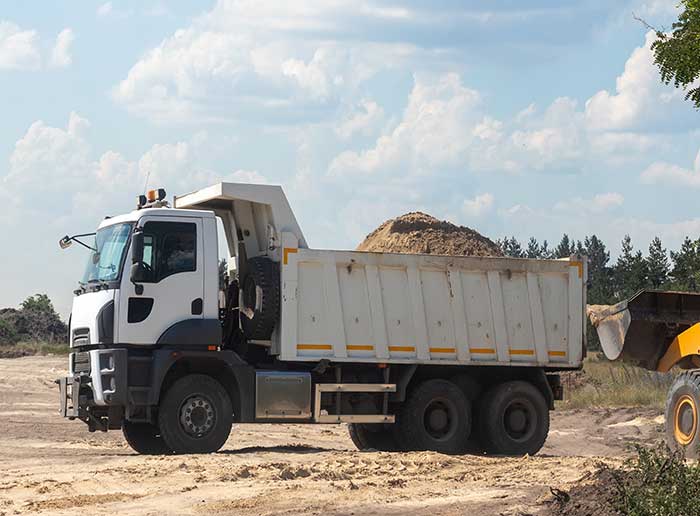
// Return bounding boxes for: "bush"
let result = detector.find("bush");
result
[0,295,68,346]
[612,445,700,516]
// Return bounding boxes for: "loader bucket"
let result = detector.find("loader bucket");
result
[588,290,700,372]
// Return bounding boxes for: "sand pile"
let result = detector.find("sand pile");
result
[357,212,502,257]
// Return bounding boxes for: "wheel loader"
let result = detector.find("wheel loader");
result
[588,290,700,457]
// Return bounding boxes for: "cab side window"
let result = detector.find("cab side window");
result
[141,221,197,282]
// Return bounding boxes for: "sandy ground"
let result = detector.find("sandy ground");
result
[0,356,665,516]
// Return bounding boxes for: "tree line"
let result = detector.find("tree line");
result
[498,233,700,349]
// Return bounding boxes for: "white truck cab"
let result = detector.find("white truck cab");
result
[58,183,586,456]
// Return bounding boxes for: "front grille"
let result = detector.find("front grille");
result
[72,328,90,346]
[72,352,91,374]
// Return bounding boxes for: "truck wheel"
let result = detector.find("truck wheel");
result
[241,257,280,340]
[665,372,700,459]
[158,374,233,454]
[395,379,471,454]
[122,421,172,455]
[348,423,398,451]
[478,381,549,456]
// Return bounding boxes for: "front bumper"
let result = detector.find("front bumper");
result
[57,349,128,431]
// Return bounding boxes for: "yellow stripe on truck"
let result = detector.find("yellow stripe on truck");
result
[297,344,332,351]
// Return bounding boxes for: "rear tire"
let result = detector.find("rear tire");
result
[665,372,700,459]
[122,421,171,455]
[478,380,549,456]
[395,379,471,454]
[348,423,398,451]
[158,374,233,454]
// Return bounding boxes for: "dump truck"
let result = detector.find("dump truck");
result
[57,182,587,455]
[589,290,700,458]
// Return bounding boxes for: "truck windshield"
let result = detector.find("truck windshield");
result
[81,223,132,284]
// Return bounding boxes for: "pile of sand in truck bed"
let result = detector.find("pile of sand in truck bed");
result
[357,212,502,257]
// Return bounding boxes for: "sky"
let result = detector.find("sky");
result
[0,0,699,318]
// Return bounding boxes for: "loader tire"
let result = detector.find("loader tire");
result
[478,381,549,456]
[395,379,471,454]
[241,257,280,340]
[122,421,172,455]
[665,371,700,459]
[348,423,398,451]
[159,374,233,454]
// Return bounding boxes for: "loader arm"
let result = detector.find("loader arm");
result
[588,290,700,372]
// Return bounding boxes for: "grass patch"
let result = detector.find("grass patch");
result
[559,354,674,409]
[0,341,69,358]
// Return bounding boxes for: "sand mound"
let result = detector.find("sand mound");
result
[357,212,501,257]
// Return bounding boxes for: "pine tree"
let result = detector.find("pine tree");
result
[526,237,541,259]
[540,240,553,259]
[670,237,700,291]
[555,234,574,258]
[584,235,612,303]
[613,235,648,300]
[646,237,670,289]
[501,236,524,258]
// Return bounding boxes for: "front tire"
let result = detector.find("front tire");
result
[665,372,700,459]
[478,381,549,456]
[158,374,233,454]
[395,379,471,454]
[122,421,171,455]
[348,423,398,451]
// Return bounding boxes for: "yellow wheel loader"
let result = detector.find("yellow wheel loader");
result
[589,290,700,458]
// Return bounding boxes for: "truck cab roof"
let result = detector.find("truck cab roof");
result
[98,206,215,230]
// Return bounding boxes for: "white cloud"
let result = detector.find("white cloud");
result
[329,73,482,177]
[224,169,268,184]
[554,192,625,214]
[0,20,40,70]
[584,31,691,131]
[641,149,700,187]
[50,28,75,68]
[335,100,384,140]
[462,193,494,217]
[97,2,113,17]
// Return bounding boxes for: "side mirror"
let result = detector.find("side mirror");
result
[130,229,145,294]
[131,229,144,264]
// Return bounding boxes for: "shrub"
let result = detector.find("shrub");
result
[612,445,700,516]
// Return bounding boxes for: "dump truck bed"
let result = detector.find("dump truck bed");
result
[279,248,586,368]
[174,182,587,370]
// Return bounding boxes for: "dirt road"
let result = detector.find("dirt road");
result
[0,356,664,515]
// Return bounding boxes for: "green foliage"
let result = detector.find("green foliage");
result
[647,237,670,288]
[613,445,700,516]
[0,294,67,346]
[651,0,700,109]
[555,234,575,258]
[613,235,649,300]
[21,294,55,314]
[670,237,700,290]
[499,236,525,258]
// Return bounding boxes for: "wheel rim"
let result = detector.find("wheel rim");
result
[502,398,537,442]
[179,394,216,437]
[674,394,698,446]
[423,398,458,441]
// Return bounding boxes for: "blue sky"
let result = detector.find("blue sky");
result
[1,0,698,317]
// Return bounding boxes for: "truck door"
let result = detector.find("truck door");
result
[117,216,204,344]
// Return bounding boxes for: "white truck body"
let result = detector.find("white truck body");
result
[176,182,586,370]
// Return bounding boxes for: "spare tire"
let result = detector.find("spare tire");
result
[240,257,280,340]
